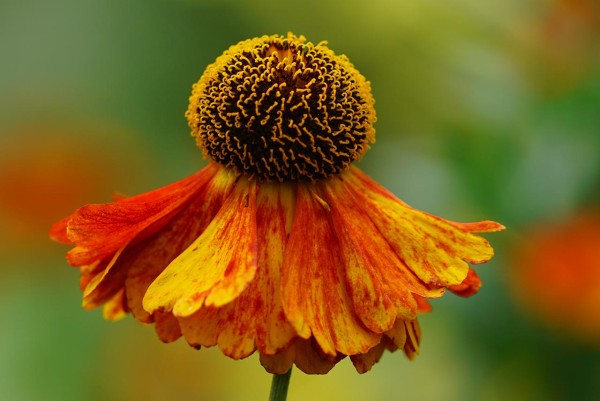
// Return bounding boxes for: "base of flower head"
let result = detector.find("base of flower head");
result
[51,161,503,374]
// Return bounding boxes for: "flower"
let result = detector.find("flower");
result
[510,210,600,344]
[51,33,504,374]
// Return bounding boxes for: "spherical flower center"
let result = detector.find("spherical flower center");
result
[186,34,376,182]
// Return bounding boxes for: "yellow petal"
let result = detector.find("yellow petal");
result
[143,179,258,317]
[178,183,298,359]
[347,167,504,287]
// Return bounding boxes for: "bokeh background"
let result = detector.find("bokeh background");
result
[1,0,599,400]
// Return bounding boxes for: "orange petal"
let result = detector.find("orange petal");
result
[177,183,297,359]
[260,345,295,374]
[322,176,443,333]
[64,164,221,266]
[292,339,344,375]
[347,166,504,287]
[449,267,482,297]
[350,341,387,374]
[260,338,342,375]
[124,170,235,323]
[143,179,258,317]
[154,311,182,343]
[281,184,380,356]
[178,306,223,351]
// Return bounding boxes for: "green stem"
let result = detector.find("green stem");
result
[268,368,292,401]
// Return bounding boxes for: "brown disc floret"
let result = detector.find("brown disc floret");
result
[186,33,376,182]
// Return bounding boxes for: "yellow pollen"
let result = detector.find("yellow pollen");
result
[186,33,376,182]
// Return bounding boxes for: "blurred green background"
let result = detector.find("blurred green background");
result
[1,0,599,400]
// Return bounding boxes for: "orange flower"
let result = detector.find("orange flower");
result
[51,34,504,374]
[510,211,600,344]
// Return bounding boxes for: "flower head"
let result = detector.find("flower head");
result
[186,34,376,182]
[51,33,504,374]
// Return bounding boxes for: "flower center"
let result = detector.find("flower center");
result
[186,34,376,182]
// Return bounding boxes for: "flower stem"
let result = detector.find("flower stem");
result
[269,368,292,401]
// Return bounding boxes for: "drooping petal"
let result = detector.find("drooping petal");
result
[177,183,297,359]
[124,169,236,323]
[260,338,343,375]
[154,311,182,343]
[281,184,380,356]
[143,179,258,318]
[346,166,504,287]
[260,343,295,375]
[63,164,221,267]
[321,176,444,333]
[350,340,388,374]
[351,317,424,373]
[177,306,220,351]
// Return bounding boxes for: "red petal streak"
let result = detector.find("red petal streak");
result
[64,164,220,266]
[143,179,258,317]
[178,183,297,359]
[281,184,380,356]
